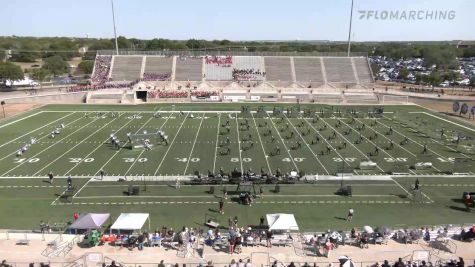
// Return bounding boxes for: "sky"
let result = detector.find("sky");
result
[1,0,473,41]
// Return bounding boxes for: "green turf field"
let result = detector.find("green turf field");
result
[0,103,474,231]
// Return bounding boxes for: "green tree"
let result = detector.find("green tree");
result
[470,77,475,87]
[77,60,94,74]
[0,62,24,84]
[428,71,442,87]
[42,55,68,75]
[29,68,51,86]
[399,68,409,79]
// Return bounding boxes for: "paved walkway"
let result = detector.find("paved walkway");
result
[1,237,473,267]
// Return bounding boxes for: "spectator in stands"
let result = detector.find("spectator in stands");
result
[91,56,112,84]
[142,72,171,81]
[288,262,296,267]
[245,259,252,267]
[190,90,218,98]
[394,258,404,267]
[230,259,237,267]
[205,55,233,67]
[158,260,165,267]
[457,257,465,267]
[232,68,265,81]
[266,230,273,247]
[381,260,390,267]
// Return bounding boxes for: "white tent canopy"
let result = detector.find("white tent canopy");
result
[266,213,299,231]
[110,213,150,233]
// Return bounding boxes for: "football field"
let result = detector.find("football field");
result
[0,103,474,231]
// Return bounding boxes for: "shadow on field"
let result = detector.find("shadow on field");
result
[448,205,468,212]
[451,198,464,204]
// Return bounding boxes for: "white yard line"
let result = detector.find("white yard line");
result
[0,114,85,162]
[124,112,170,176]
[250,112,272,175]
[380,116,452,161]
[71,177,93,199]
[355,118,417,157]
[268,115,299,171]
[392,177,434,203]
[304,119,354,168]
[0,111,43,130]
[316,118,370,160]
[285,116,329,175]
[183,113,205,175]
[429,138,470,159]
[1,117,101,176]
[234,114,244,174]
[30,115,123,176]
[50,188,70,206]
[337,119,390,173]
[64,114,139,176]
[72,194,400,199]
[0,112,75,149]
[153,113,189,176]
[409,111,475,133]
[212,113,221,173]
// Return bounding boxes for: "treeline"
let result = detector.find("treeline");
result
[1,36,474,62]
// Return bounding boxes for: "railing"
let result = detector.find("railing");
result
[6,258,474,267]
[97,50,368,57]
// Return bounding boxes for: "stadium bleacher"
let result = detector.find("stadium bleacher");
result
[95,54,375,94]
[323,57,356,83]
[264,57,293,81]
[175,57,203,81]
[294,57,324,83]
[110,56,143,81]
[353,57,374,84]
[144,56,173,80]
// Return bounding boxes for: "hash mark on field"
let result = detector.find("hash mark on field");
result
[183,113,205,175]
[153,113,189,175]
[286,116,328,174]
[33,115,124,176]
[124,110,168,176]
[250,112,272,175]
[235,114,244,174]
[2,117,102,176]
[0,112,75,151]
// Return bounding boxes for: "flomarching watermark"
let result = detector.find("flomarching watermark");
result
[358,10,456,20]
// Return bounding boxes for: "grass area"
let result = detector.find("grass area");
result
[0,103,474,231]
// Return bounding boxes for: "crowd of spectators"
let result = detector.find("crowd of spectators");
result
[190,90,219,98]
[91,56,112,84]
[66,82,133,93]
[205,55,233,67]
[142,72,171,81]
[147,90,188,98]
[232,68,266,81]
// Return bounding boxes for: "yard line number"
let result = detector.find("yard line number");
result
[123,158,148,163]
[69,158,95,163]
[282,158,305,162]
[14,158,40,163]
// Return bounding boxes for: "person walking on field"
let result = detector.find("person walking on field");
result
[48,172,54,184]
[347,208,354,221]
[219,198,224,214]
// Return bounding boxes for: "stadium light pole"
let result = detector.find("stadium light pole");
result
[111,0,119,55]
[347,0,354,57]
